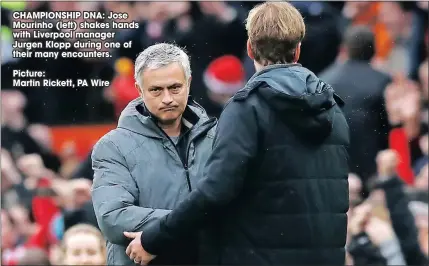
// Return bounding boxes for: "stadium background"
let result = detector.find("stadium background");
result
[1,1,428,265]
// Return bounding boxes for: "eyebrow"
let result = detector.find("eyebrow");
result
[149,83,183,90]
[167,83,183,88]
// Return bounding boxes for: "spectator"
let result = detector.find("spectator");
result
[409,200,429,256]
[408,2,428,80]
[16,248,51,266]
[70,149,94,181]
[1,91,61,172]
[291,2,343,74]
[104,57,138,118]
[342,2,393,64]
[376,2,414,75]
[346,148,428,265]
[320,25,391,183]
[203,55,246,108]
[373,149,428,265]
[347,203,388,266]
[61,224,106,265]
[384,77,422,173]
[1,210,20,264]
[58,142,81,179]
[113,1,248,118]
[8,204,37,241]
[414,164,428,195]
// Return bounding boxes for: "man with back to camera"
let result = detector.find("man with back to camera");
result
[124,2,350,265]
[91,43,217,265]
[319,26,391,184]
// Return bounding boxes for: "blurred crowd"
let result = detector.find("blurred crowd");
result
[1,1,428,265]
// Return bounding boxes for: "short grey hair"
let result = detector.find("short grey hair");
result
[134,43,191,87]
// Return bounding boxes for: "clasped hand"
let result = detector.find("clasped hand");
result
[124,231,156,265]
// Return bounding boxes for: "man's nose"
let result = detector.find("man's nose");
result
[162,90,173,104]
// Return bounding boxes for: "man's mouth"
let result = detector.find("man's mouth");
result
[161,107,176,111]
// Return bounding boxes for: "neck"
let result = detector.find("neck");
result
[253,60,297,72]
[253,61,265,72]
[159,117,182,137]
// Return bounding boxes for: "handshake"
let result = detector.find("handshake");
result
[123,231,156,265]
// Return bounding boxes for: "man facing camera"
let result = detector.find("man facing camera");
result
[125,2,350,265]
[91,43,217,265]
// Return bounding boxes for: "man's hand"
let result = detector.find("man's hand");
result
[124,232,156,265]
[365,216,395,246]
[348,203,372,235]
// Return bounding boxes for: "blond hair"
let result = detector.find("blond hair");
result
[245,2,305,65]
[61,224,106,262]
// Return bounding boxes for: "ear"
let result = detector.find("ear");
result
[135,82,143,98]
[246,39,255,60]
[293,42,301,63]
[187,76,192,91]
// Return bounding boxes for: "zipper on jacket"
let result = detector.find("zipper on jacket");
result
[164,134,192,191]
[183,117,217,190]
[184,164,191,192]
[154,123,192,191]
[155,118,217,192]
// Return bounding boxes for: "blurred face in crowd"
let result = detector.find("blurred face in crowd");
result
[63,231,105,265]
[137,62,190,126]
[379,2,410,39]
[1,91,26,118]
[146,1,191,22]
[349,2,371,13]
[49,2,79,13]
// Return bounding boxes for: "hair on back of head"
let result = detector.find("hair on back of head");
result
[343,25,375,61]
[245,2,305,65]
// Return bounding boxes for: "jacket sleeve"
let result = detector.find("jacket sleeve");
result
[91,139,171,246]
[377,176,428,265]
[141,99,259,255]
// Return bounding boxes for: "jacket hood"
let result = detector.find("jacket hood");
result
[247,64,344,143]
[117,97,214,139]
